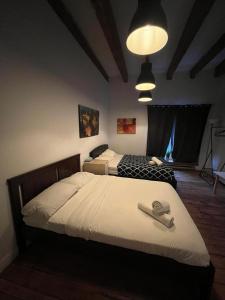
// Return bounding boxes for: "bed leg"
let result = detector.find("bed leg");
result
[15,226,27,254]
[17,236,27,254]
[199,263,215,300]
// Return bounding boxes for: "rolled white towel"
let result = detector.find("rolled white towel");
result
[152,157,163,166]
[138,203,174,228]
[149,160,156,165]
[152,200,170,215]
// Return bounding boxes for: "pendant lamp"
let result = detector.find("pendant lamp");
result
[138,91,152,102]
[126,0,168,55]
[136,57,156,91]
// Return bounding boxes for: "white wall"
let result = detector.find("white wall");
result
[109,72,224,158]
[213,99,225,171]
[199,84,225,171]
[198,76,225,171]
[108,78,148,155]
[0,0,109,271]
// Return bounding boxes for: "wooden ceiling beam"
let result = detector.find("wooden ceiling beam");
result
[190,34,225,78]
[47,0,109,82]
[214,58,225,77]
[166,0,216,80]
[91,0,128,82]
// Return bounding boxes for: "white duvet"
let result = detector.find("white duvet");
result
[107,154,123,174]
[95,153,123,175]
[24,175,210,267]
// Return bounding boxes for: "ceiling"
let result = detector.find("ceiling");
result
[62,0,225,79]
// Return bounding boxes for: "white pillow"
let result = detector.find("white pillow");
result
[101,149,115,157]
[61,172,95,189]
[22,182,77,221]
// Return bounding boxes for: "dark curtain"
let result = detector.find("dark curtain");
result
[173,105,211,163]
[146,106,175,157]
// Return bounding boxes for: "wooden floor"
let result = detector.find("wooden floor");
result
[176,171,225,300]
[0,171,225,300]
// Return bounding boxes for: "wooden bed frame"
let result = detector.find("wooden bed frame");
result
[7,154,214,300]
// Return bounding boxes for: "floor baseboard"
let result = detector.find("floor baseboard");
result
[0,248,17,273]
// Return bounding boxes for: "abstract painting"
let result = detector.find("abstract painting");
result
[117,118,136,134]
[78,105,99,138]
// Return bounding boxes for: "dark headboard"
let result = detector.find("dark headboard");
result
[89,144,108,158]
[7,154,80,251]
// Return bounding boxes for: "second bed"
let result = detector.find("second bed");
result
[90,144,177,188]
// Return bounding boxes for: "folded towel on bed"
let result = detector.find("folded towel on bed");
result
[152,200,170,215]
[152,157,163,166]
[138,203,174,228]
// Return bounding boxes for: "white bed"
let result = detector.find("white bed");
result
[23,173,210,267]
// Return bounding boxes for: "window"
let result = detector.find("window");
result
[165,119,176,162]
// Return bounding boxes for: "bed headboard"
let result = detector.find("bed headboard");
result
[7,154,80,250]
[89,144,108,158]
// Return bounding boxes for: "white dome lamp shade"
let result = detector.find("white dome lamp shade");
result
[126,0,168,55]
[135,57,156,91]
[138,91,152,102]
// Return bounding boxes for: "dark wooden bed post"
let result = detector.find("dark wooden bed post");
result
[7,179,27,252]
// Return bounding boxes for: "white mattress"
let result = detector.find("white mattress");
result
[24,175,210,267]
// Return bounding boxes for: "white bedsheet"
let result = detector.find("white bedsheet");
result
[107,154,123,175]
[94,153,123,175]
[24,175,210,267]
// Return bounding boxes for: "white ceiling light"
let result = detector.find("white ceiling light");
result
[135,57,156,91]
[138,91,153,102]
[126,0,168,55]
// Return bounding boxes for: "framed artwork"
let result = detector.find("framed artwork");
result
[117,118,136,134]
[78,105,99,138]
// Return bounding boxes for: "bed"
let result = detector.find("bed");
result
[7,154,214,300]
[90,144,177,188]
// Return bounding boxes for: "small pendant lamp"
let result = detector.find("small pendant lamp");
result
[136,57,156,91]
[126,0,168,55]
[138,91,152,102]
